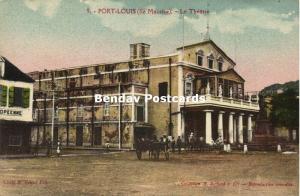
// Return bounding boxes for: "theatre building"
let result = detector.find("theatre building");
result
[28,39,259,149]
[0,56,34,154]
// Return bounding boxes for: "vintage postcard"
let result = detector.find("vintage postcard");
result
[0,0,299,195]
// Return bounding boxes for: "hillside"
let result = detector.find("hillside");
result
[260,80,299,96]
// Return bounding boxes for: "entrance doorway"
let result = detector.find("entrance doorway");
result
[76,126,83,146]
[94,127,102,145]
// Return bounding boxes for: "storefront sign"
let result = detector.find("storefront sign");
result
[0,109,22,116]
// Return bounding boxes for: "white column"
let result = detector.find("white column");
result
[181,114,185,141]
[233,118,237,143]
[204,110,213,145]
[145,87,149,123]
[177,66,183,138]
[228,112,235,144]
[217,111,225,143]
[247,114,253,143]
[238,113,244,144]
[131,85,135,122]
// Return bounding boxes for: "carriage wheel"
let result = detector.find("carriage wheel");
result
[136,150,142,160]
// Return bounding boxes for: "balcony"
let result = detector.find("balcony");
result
[181,94,259,112]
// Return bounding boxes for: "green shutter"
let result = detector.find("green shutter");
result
[9,86,14,107]
[0,85,7,106]
[23,88,30,108]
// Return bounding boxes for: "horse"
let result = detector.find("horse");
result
[135,138,169,161]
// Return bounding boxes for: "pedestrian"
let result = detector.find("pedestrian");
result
[34,142,39,156]
[46,139,51,157]
[56,140,61,157]
[176,136,182,153]
[105,140,110,153]
[189,132,195,151]
[199,136,204,152]
[171,136,175,152]
[162,135,170,160]
[163,135,169,150]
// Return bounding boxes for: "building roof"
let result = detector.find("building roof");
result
[27,53,178,74]
[0,56,35,83]
[177,39,236,66]
[197,68,245,82]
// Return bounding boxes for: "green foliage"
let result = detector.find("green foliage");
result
[270,89,299,129]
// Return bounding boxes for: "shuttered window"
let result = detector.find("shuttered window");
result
[0,85,7,106]
[13,87,23,107]
[9,86,14,107]
[8,87,30,108]
[23,88,30,108]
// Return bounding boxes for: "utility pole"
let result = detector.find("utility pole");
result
[168,58,173,136]
[51,89,55,154]
[118,82,121,150]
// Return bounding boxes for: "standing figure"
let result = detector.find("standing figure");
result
[46,139,51,157]
[199,137,204,152]
[162,135,170,160]
[171,136,175,153]
[188,132,195,151]
[56,141,61,157]
[105,140,110,153]
[176,136,182,154]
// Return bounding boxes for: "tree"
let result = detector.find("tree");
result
[270,89,299,142]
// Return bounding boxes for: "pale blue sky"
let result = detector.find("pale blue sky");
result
[0,0,298,91]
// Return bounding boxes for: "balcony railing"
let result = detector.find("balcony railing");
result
[181,94,259,112]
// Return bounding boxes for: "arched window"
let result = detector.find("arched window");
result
[217,57,224,71]
[185,73,194,96]
[207,53,214,69]
[196,50,204,66]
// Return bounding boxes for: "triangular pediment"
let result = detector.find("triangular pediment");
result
[177,39,236,66]
[218,69,245,83]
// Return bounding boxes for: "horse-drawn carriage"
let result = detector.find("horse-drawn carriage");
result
[135,137,170,161]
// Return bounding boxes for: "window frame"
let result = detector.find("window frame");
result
[185,80,193,96]
[196,50,204,66]
[208,59,214,69]
[158,82,168,97]
[10,87,29,108]
[218,62,223,71]
[103,102,110,117]
[0,85,7,107]
[77,104,84,117]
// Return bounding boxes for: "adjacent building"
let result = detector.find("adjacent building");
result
[0,56,34,154]
[28,39,260,149]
